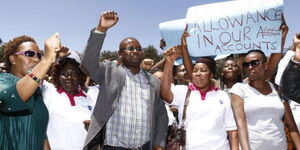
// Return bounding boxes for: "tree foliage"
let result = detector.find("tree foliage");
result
[142,45,163,63]
[0,44,5,63]
[99,50,118,62]
[98,45,163,63]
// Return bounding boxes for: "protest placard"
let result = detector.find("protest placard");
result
[159,19,186,49]
[186,0,283,57]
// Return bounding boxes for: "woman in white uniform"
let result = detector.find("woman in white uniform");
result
[43,57,94,150]
[161,42,238,149]
[230,50,300,150]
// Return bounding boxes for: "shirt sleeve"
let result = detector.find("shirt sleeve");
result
[229,82,245,98]
[171,84,188,107]
[0,80,35,112]
[42,81,57,113]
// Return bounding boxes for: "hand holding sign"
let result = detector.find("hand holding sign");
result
[160,39,166,50]
[279,14,289,53]
[181,24,190,50]
[185,0,283,57]
[280,15,288,36]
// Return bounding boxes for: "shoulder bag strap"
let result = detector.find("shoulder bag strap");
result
[182,88,191,126]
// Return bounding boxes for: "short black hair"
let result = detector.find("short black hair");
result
[246,49,267,62]
[195,56,216,74]
[118,37,141,51]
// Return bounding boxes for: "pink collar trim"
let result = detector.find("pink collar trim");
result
[188,83,218,100]
[57,87,87,106]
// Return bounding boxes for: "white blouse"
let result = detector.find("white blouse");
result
[230,82,287,150]
[171,84,236,150]
[42,81,94,150]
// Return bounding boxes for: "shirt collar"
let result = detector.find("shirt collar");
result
[123,66,145,77]
[57,87,87,106]
[188,83,218,100]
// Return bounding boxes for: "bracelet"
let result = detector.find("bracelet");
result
[27,71,42,84]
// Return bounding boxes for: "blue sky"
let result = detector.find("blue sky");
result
[0,0,299,54]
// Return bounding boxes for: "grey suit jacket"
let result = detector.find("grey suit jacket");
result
[81,29,168,150]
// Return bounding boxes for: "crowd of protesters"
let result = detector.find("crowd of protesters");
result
[1,10,300,150]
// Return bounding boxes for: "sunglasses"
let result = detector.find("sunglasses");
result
[14,50,42,59]
[120,46,142,51]
[242,60,262,68]
[60,71,79,78]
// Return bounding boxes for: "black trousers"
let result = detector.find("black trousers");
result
[103,141,150,150]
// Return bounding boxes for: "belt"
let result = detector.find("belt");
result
[103,141,150,150]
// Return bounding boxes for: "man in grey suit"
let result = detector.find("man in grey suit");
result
[81,11,168,150]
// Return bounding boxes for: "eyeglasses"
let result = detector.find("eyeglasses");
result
[242,60,262,68]
[120,46,142,51]
[60,71,79,78]
[14,50,42,59]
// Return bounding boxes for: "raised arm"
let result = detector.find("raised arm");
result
[81,11,118,84]
[266,15,288,80]
[181,25,193,80]
[150,58,165,73]
[160,46,181,103]
[149,39,167,72]
[231,93,251,150]
[16,33,61,102]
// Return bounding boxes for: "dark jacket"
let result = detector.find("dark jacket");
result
[281,59,300,103]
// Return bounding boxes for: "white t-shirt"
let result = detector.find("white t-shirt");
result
[172,85,236,150]
[42,81,94,150]
[290,100,300,132]
[87,85,100,104]
[230,82,287,150]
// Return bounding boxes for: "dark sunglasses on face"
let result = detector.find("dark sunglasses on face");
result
[14,50,42,59]
[120,46,142,51]
[242,60,262,68]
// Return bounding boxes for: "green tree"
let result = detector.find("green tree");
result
[98,45,163,63]
[0,44,5,62]
[99,50,118,62]
[142,45,163,63]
